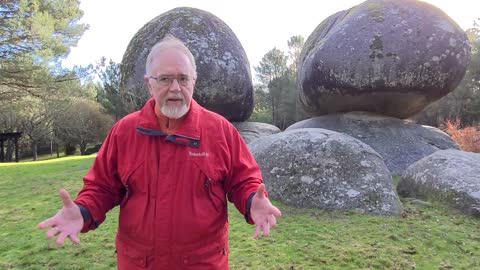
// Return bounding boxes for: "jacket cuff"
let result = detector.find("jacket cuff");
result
[244,191,256,224]
[75,203,99,233]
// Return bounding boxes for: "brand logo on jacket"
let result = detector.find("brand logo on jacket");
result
[188,151,209,157]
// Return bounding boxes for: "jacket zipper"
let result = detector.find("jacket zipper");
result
[204,178,222,212]
[120,184,130,207]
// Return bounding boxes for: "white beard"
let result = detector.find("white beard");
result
[161,102,188,119]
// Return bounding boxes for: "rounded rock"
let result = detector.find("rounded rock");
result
[298,0,471,118]
[398,149,480,217]
[232,122,281,144]
[286,112,459,175]
[249,128,403,215]
[120,7,254,121]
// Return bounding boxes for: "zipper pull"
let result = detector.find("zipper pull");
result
[125,184,129,197]
[204,178,211,189]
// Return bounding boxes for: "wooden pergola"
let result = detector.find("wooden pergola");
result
[0,132,22,162]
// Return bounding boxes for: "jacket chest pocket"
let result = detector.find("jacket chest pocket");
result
[192,159,227,214]
[203,176,226,213]
[119,160,146,208]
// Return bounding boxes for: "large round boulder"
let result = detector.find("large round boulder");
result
[286,112,459,175]
[232,122,281,144]
[249,128,403,216]
[398,149,480,217]
[298,0,471,118]
[120,7,254,121]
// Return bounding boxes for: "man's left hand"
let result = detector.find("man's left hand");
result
[250,184,282,238]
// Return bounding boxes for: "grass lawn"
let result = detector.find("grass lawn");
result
[0,156,479,269]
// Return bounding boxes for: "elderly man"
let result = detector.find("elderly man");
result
[37,34,281,269]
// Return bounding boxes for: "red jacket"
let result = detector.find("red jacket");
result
[74,98,263,269]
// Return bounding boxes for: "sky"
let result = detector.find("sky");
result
[63,0,479,73]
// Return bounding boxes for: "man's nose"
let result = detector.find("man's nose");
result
[168,79,181,91]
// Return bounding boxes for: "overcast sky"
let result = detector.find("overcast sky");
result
[63,0,479,72]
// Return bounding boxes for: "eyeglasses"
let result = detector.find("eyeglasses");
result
[149,74,193,87]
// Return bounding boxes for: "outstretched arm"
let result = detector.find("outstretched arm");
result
[37,189,83,245]
[250,184,282,239]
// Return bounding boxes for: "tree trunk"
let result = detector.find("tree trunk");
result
[271,96,276,125]
[5,140,13,162]
[32,142,37,161]
[80,142,87,155]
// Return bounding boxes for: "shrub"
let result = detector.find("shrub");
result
[443,119,480,152]
[64,143,77,156]
[84,144,101,155]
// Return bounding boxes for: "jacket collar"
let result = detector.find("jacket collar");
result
[136,98,201,146]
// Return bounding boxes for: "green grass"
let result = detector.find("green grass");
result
[1,157,479,269]
[18,149,84,162]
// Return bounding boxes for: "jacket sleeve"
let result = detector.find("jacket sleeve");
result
[223,122,266,224]
[73,123,125,232]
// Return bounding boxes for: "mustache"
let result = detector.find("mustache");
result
[165,94,184,100]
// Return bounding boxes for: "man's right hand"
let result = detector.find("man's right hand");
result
[37,188,84,245]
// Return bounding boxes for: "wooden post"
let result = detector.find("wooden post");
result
[14,137,19,162]
[0,140,4,162]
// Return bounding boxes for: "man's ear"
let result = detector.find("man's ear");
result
[192,76,197,88]
[144,75,154,95]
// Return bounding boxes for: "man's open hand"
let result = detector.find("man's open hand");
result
[250,184,282,239]
[37,189,83,245]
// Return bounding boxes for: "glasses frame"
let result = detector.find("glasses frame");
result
[149,74,193,87]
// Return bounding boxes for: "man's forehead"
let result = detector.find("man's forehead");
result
[151,49,192,66]
[154,47,189,60]
[150,60,192,76]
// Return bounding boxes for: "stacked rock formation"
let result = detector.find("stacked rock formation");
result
[251,0,472,216]
[287,0,469,175]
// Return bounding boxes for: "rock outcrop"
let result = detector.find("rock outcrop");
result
[232,122,281,144]
[286,112,458,175]
[398,149,480,217]
[249,128,403,216]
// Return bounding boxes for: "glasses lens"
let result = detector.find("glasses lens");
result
[177,75,190,86]
[157,76,170,86]
[153,75,190,86]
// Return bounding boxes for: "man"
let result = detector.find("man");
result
[37,34,281,269]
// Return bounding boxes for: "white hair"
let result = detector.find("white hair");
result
[145,34,197,78]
